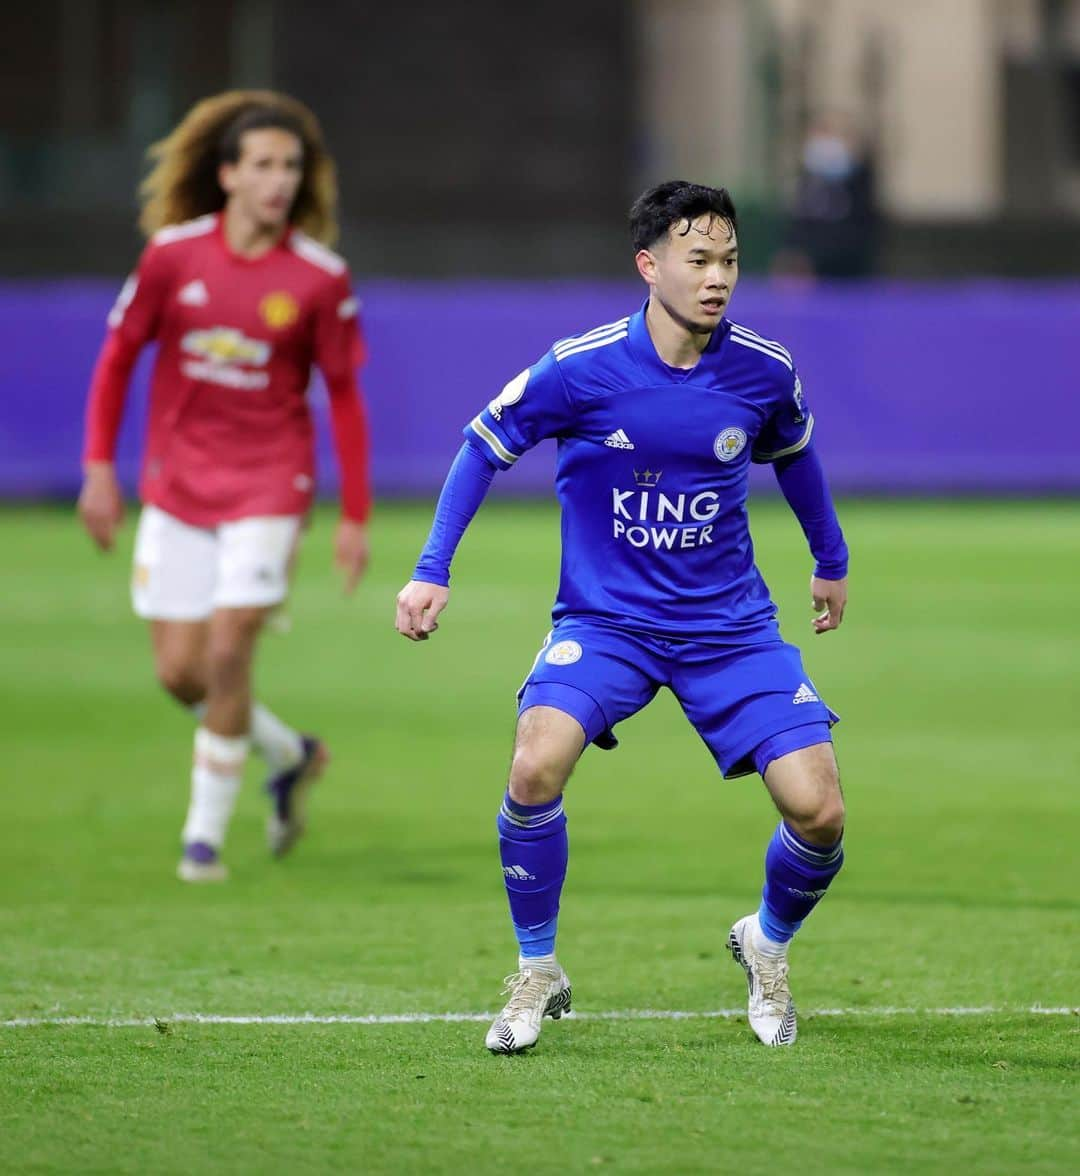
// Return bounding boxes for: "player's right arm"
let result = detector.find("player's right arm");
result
[395,440,496,641]
[78,243,172,551]
[395,352,576,641]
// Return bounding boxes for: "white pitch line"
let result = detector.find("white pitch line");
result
[1,1006,1075,1029]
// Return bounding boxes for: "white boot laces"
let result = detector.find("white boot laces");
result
[500,970,552,1018]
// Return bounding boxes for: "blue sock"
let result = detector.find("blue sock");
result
[758,821,844,944]
[497,792,567,959]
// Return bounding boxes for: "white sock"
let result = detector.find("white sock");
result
[752,914,789,958]
[519,953,559,974]
[187,701,302,771]
[181,727,249,849]
[250,702,304,770]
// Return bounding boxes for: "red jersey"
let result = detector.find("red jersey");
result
[84,213,371,526]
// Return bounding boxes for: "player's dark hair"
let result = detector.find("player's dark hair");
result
[629,181,738,252]
[139,90,339,244]
[217,106,307,165]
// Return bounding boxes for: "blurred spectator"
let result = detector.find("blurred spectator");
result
[774,113,879,279]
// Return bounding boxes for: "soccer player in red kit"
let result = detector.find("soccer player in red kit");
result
[77,91,371,881]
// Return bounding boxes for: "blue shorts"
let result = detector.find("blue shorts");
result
[518,619,839,779]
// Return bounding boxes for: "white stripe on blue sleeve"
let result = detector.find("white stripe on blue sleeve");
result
[468,415,520,466]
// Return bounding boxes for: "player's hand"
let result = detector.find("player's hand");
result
[334,519,370,595]
[811,575,847,634]
[77,462,124,552]
[395,580,449,641]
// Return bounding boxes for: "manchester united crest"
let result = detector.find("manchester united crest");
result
[259,291,300,330]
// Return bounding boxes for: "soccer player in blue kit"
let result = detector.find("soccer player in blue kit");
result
[396,182,849,1053]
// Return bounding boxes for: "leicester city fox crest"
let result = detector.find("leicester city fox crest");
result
[545,640,583,666]
[714,427,748,463]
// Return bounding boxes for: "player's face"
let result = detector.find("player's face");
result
[637,215,739,335]
[219,129,304,230]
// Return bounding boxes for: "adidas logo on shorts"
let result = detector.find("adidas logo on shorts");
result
[792,683,819,705]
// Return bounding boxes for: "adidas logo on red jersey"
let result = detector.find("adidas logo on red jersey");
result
[177,280,209,307]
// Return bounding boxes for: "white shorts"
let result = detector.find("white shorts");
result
[132,506,302,621]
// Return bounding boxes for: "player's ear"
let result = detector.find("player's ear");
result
[635,248,657,286]
[218,161,237,197]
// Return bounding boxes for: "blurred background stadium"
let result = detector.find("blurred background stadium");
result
[1,0,1077,499]
[6,0,1080,276]
[2,4,1076,1173]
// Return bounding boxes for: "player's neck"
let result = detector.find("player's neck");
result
[644,297,713,370]
[222,204,287,259]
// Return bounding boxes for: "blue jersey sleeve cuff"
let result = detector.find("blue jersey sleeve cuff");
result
[813,554,849,580]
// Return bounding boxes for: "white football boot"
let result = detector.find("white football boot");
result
[727,913,797,1046]
[176,841,228,883]
[485,961,572,1054]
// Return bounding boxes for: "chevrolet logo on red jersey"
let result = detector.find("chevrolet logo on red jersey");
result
[181,327,270,366]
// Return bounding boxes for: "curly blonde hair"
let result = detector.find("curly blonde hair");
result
[138,90,339,245]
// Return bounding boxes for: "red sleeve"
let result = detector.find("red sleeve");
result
[315,270,371,521]
[313,270,366,383]
[325,371,372,522]
[83,332,142,462]
[82,243,172,464]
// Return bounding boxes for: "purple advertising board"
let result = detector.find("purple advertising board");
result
[0,279,1077,500]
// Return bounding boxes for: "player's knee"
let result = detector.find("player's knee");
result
[770,752,843,844]
[205,635,254,689]
[507,747,569,806]
[788,776,845,845]
[155,657,204,705]
[206,613,262,683]
[805,790,845,844]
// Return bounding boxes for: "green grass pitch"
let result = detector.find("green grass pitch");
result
[1,498,1077,1174]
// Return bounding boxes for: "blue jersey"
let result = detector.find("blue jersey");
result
[464,303,815,640]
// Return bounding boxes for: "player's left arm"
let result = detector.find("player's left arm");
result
[754,369,849,634]
[314,273,372,595]
[774,448,848,634]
